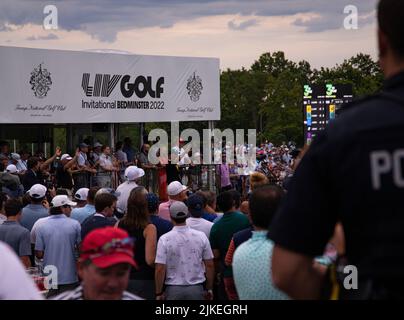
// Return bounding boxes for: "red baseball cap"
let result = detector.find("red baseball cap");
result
[80,227,137,269]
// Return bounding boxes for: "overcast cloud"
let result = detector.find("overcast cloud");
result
[0,0,378,41]
[0,0,379,69]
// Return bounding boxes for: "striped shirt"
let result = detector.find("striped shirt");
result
[52,285,143,300]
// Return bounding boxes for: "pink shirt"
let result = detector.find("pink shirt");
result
[158,199,180,221]
[220,164,231,188]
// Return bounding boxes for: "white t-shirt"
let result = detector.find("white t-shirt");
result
[0,214,6,225]
[99,154,114,171]
[186,217,213,239]
[77,152,87,167]
[0,241,43,300]
[179,153,191,165]
[155,226,213,286]
[116,181,138,214]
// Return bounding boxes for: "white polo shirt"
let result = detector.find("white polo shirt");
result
[99,154,114,171]
[77,152,87,167]
[186,217,213,239]
[116,181,138,214]
[0,241,43,300]
[155,225,213,286]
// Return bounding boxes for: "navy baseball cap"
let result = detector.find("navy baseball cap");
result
[146,193,159,213]
[186,194,204,216]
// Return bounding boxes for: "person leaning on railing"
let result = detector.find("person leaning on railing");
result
[97,145,119,188]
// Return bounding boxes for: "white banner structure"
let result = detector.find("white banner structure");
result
[0,46,220,123]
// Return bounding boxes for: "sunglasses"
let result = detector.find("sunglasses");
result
[62,204,71,208]
[81,237,134,259]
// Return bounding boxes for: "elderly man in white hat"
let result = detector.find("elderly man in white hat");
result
[157,181,188,222]
[116,166,145,214]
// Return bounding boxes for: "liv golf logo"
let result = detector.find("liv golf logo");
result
[186,72,203,102]
[29,63,52,98]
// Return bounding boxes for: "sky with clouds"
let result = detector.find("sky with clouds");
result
[0,0,379,70]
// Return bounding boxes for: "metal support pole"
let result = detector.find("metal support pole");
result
[208,121,216,192]
[67,124,73,154]
[140,123,144,148]
[109,124,115,150]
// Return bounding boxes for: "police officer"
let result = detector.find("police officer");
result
[269,0,404,299]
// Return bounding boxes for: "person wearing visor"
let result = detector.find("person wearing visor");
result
[53,227,142,300]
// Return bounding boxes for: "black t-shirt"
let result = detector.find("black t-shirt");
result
[81,214,116,240]
[117,222,155,280]
[233,227,253,248]
[22,170,43,192]
[166,163,181,184]
[269,72,404,281]
[56,164,73,189]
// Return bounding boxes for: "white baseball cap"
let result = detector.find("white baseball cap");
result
[125,166,145,181]
[61,154,73,161]
[51,195,77,208]
[93,142,103,148]
[167,181,188,196]
[74,188,89,201]
[6,164,18,174]
[28,184,47,199]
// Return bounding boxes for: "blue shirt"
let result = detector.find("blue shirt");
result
[150,214,173,240]
[35,214,81,285]
[233,231,290,300]
[71,204,95,224]
[122,146,136,163]
[21,204,49,231]
[0,221,31,257]
[202,211,217,223]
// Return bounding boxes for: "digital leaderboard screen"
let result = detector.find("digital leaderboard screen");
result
[303,83,353,145]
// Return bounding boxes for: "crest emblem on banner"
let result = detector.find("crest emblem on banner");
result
[186,72,203,102]
[29,63,52,98]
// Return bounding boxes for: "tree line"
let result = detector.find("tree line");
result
[145,51,383,147]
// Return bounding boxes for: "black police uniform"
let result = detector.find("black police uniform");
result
[269,71,404,298]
